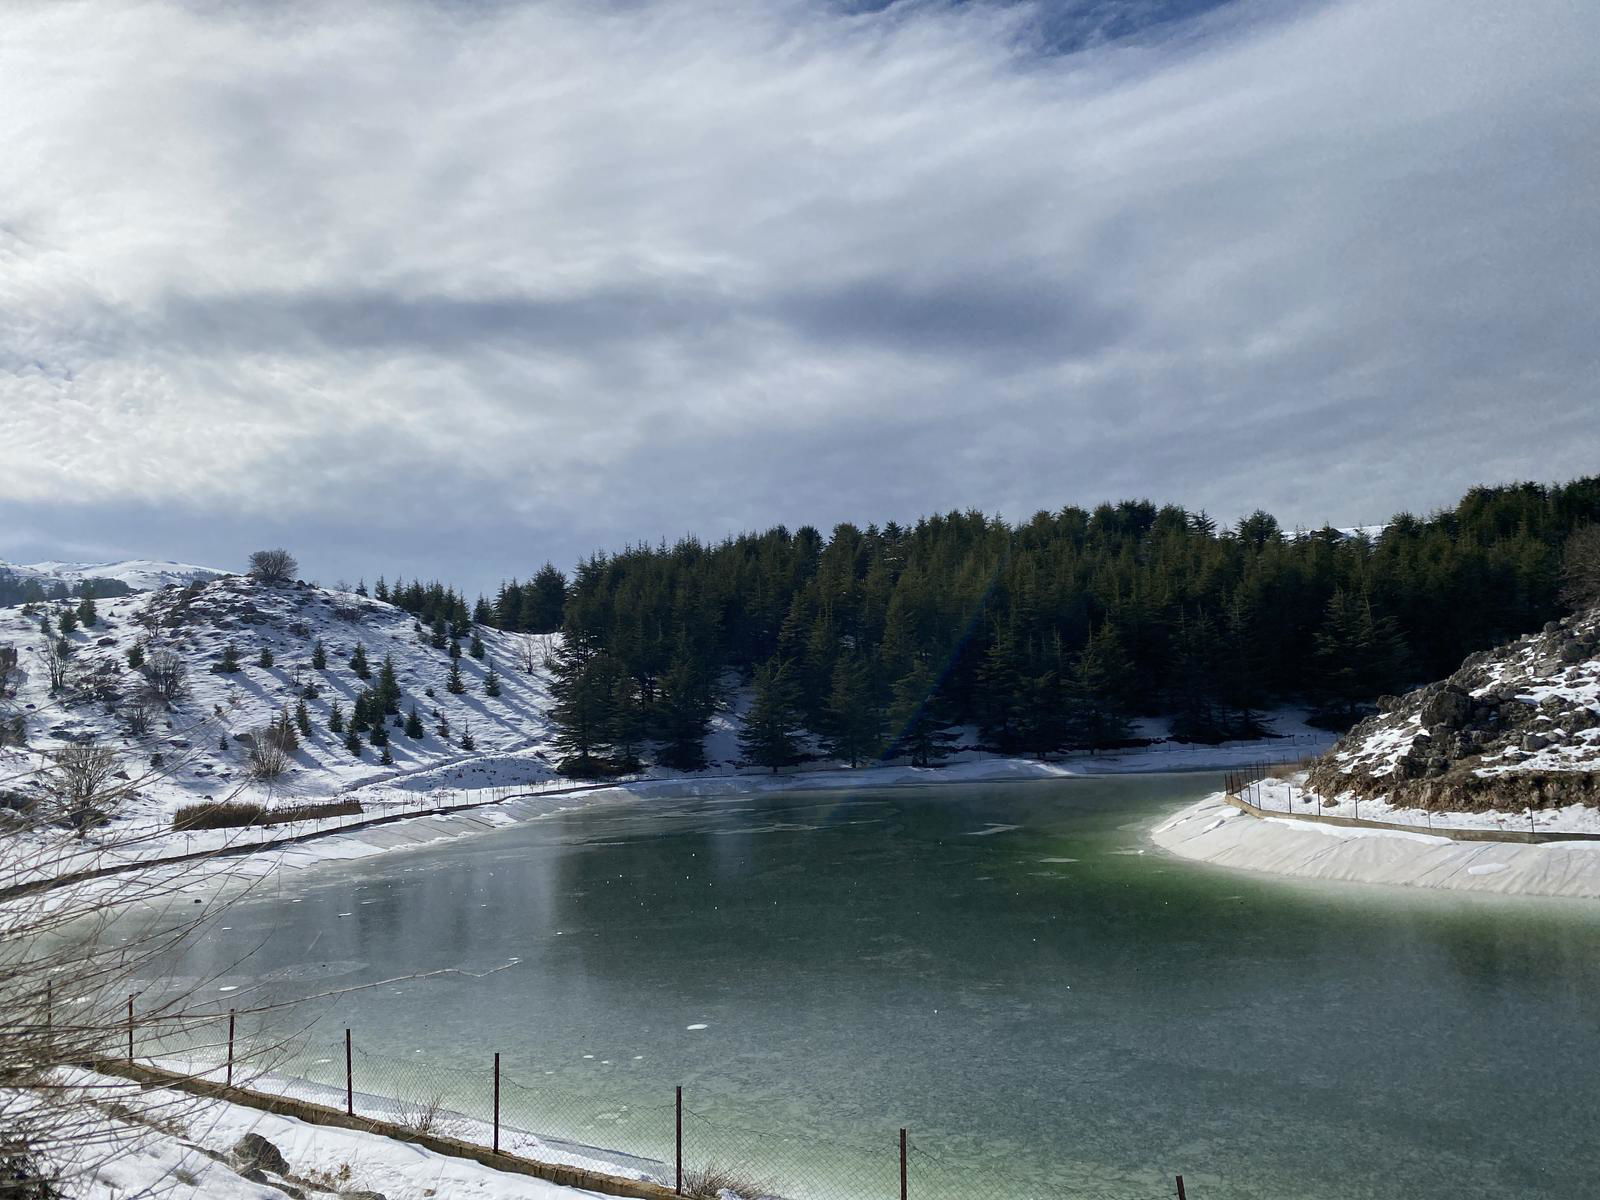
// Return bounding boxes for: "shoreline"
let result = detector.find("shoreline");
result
[1151,793,1600,899]
[20,743,1309,905]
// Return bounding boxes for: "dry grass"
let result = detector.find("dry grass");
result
[681,1162,777,1200]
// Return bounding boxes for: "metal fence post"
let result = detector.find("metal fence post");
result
[900,1128,908,1200]
[126,994,134,1063]
[227,1008,236,1087]
[1176,1174,1187,1199]
[345,1028,354,1116]
[675,1085,683,1195]
[493,1052,500,1153]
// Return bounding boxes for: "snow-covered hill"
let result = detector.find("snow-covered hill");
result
[0,575,566,828]
[0,558,225,592]
[1306,606,1600,811]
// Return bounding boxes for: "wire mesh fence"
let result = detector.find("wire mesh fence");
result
[112,1009,1204,1200]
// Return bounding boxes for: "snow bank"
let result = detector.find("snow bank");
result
[1151,795,1600,899]
[41,1066,602,1200]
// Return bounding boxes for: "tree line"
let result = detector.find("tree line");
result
[535,477,1600,775]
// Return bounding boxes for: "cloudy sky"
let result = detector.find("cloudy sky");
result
[2,0,1596,594]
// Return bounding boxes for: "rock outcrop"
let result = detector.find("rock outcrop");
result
[1305,607,1600,811]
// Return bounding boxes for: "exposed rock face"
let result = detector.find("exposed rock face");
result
[232,1132,291,1177]
[1305,607,1600,812]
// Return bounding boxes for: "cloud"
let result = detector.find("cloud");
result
[0,0,1596,590]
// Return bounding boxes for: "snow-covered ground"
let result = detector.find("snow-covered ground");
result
[1152,792,1600,898]
[1239,774,1600,836]
[33,1065,610,1200]
[1,575,568,830]
[3,558,226,592]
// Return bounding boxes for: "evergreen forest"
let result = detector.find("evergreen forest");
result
[391,479,1600,776]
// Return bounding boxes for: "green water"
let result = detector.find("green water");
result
[146,774,1600,1198]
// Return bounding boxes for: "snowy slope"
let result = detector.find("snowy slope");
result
[0,575,566,828]
[3,558,225,591]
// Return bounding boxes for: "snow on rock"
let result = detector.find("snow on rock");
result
[1305,605,1600,813]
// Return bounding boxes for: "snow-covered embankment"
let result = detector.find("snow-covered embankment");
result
[1151,794,1600,899]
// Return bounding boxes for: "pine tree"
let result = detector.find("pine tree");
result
[329,700,345,733]
[380,744,395,765]
[448,638,462,660]
[546,642,617,774]
[460,722,476,751]
[1073,625,1134,749]
[404,704,424,739]
[483,662,501,697]
[368,714,389,747]
[821,657,884,767]
[311,639,327,670]
[527,563,568,632]
[76,596,97,627]
[436,713,451,739]
[885,659,958,767]
[738,659,807,773]
[469,631,485,660]
[430,618,448,650]
[354,579,368,597]
[446,659,466,695]
[267,707,299,753]
[126,643,145,670]
[1314,589,1410,722]
[295,698,312,738]
[654,646,715,771]
[345,724,363,757]
[217,641,242,673]
[58,608,77,636]
[350,642,371,679]
[258,645,275,669]
[376,654,401,713]
[607,671,644,772]
[975,628,1027,752]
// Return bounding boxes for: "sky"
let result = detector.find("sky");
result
[2,0,1596,596]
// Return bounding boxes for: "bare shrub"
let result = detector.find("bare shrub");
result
[395,1092,452,1137]
[124,702,154,738]
[40,741,121,832]
[681,1162,777,1200]
[41,634,72,693]
[247,549,298,587]
[140,648,189,705]
[247,734,289,781]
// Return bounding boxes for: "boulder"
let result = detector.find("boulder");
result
[1419,688,1472,729]
[1521,733,1550,752]
[231,1134,290,1177]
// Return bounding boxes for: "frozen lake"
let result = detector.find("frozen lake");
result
[139,774,1600,1198]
